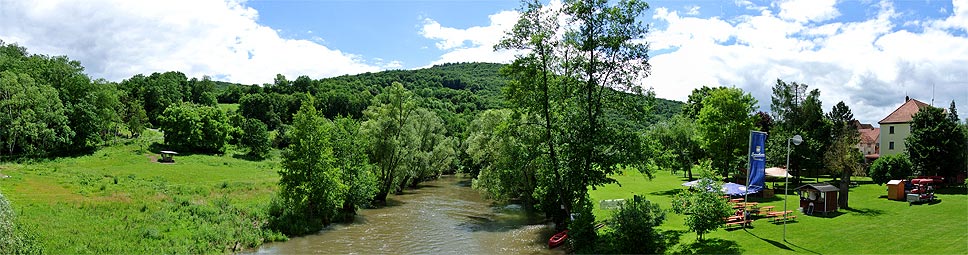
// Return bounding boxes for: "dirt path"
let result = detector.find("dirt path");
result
[146,154,158,163]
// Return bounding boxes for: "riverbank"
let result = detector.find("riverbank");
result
[589,170,968,254]
[0,130,285,253]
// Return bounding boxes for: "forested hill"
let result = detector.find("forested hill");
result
[217,62,683,128]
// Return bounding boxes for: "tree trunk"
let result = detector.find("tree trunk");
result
[373,190,389,204]
[839,170,850,209]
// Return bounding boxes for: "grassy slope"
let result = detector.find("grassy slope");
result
[590,170,968,254]
[0,130,283,253]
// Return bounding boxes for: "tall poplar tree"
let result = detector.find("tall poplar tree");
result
[498,0,655,250]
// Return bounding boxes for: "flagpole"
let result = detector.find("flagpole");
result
[744,131,753,228]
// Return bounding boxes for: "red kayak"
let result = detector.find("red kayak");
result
[548,230,568,249]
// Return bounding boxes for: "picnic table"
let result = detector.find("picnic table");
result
[730,198,745,203]
[723,215,752,229]
[767,210,797,223]
[758,205,775,215]
[732,202,759,209]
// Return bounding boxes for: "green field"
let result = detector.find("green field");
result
[218,103,240,113]
[0,130,285,253]
[3,130,966,254]
[590,170,968,254]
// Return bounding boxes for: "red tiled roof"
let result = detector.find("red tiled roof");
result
[879,99,931,124]
[859,128,879,144]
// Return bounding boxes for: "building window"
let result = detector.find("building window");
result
[889,126,894,134]
[889,141,894,150]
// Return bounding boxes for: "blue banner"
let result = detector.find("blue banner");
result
[748,131,767,192]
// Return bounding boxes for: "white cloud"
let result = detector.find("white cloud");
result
[685,5,701,16]
[644,0,968,126]
[0,0,382,84]
[929,0,968,32]
[775,0,841,23]
[420,10,520,66]
[650,7,735,50]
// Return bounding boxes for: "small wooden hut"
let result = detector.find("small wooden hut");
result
[797,184,839,215]
[886,180,906,201]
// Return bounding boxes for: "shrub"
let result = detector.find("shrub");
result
[159,103,231,153]
[239,118,271,158]
[868,154,914,185]
[603,195,667,254]
[1,192,42,254]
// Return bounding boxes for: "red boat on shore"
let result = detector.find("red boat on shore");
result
[548,230,568,249]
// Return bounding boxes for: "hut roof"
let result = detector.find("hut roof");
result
[797,183,840,192]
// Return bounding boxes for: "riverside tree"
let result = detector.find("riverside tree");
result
[467,109,541,205]
[276,100,345,229]
[497,0,655,250]
[361,82,419,203]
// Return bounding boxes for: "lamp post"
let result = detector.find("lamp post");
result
[784,134,802,241]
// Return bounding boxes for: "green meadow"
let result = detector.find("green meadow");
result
[590,170,968,254]
[2,130,965,254]
[0,130,285,253]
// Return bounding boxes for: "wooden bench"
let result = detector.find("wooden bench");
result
[772,215,797,223]
[725,220,752,229]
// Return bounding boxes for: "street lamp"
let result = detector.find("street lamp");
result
[784,134,802,241]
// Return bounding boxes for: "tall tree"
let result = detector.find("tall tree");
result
[331,116,378,218]
[824,101,860,208]
[467,109,540,204]
[0,71,73,156]
[696,87,757,178]
[906,106,967,181]
[648,115,703,180]
[768,79,830,184]
[398,108,452,190]
[498,2,655,246]
[278,100,346,226]
[361,82,419,203]
[681,86,721,120]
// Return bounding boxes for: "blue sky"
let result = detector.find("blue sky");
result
[247,0,519,67]
[1,0,966,125]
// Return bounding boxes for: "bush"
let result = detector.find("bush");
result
[602,195,667,254]
[568,198,597,253]
[671,164,732,240]
[868,154,914,185]
[1,192,42,254]
[239,118,271,158]
[159,104,231,153]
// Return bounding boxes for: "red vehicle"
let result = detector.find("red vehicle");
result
[908,179,937,205]
[548,230,568,249]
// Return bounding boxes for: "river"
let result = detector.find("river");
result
[250,175,564,254]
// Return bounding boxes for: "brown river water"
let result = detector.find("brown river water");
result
[249,175,564,254]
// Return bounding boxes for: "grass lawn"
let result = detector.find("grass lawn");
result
[0,130,285,253]
[590,170,968,254]
[218,103,240,113]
